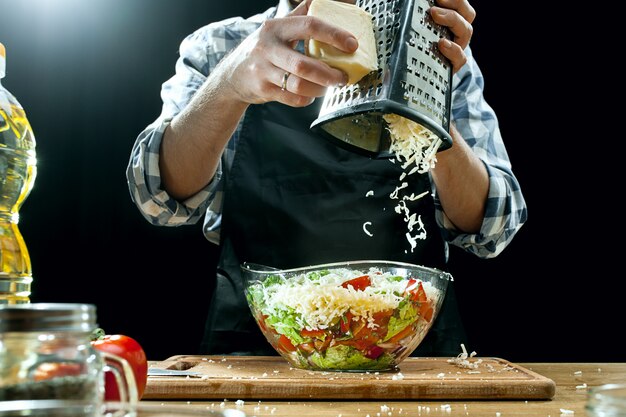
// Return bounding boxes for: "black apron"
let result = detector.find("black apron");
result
[200,98,465,357]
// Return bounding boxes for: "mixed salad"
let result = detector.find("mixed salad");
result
[245,267,439,371]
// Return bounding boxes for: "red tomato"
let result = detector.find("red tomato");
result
[405,279,426,302]
[419,303,434,322]
[313,334,332,352]
[300,328,326,339]
[337,310,391,352]
[258,314,270,333]
[277,334,297,353]
[340,311,353,334]
[32,363,82,381]
[91,331,148,401]
[405,280,433,322]
[364,345,384,359]
[341,275,371,291]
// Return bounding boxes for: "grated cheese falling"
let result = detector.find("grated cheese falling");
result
[383,114,442,251]
[385,114,441,172]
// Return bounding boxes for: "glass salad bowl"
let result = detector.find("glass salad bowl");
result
[242,260,451,372]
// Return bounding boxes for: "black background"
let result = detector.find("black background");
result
[0,0,619,362]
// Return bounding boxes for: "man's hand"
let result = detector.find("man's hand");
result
[430,0,476,73]
[218,0,357,108]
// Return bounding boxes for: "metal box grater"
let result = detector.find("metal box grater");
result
[310,0,454,158]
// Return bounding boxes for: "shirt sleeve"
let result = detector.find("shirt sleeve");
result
[435,47,528,259]
[125,24,233,229]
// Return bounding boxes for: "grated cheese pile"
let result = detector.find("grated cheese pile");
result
[447,343,482,369]
[253,268,436,331]
[383,114,442,251]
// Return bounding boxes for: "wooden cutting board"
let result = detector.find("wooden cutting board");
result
[144,355,555,400]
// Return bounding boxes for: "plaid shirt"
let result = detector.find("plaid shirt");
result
[126,0,527,259]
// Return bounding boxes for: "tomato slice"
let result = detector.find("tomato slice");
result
[277,334,297,352]
[405,280,434,322]
[297,342,316,354]
[336,310,392,352]
[340,311,353,334]
[341,275,371,291]
[420,303,434,322]
[33,363,82,381]
[351,318,367,337]
[300,328,326,339]
[405,279,428,303]
[257,314,270,333]
[313,335,332,352]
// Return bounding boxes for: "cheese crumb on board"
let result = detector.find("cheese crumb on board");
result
[306,0,378,84]
[448,343,482,369]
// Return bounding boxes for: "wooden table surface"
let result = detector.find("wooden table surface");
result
[143,362,625,416]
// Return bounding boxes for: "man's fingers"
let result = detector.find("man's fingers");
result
[430,6,473,50]
[289,0,357,15]
[262,41,348,87]
[435,0,476,24]
[258,18,350,87]
[274,68,332,97]
[287,0,313,16]
[269,15,357,54]
[437,38,467,73]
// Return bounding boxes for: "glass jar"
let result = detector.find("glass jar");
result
[0,303,137,404]
[587,384,626,416]
[0,400,99,417]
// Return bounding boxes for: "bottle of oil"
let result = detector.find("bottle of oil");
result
[0,42,37,304]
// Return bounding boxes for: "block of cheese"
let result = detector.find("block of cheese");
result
[307,0,378,85]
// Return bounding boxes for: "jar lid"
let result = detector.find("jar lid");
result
[0,303,97,333]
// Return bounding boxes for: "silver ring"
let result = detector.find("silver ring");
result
[281,71,290,91]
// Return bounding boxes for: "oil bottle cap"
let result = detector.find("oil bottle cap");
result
[0,42,5,79]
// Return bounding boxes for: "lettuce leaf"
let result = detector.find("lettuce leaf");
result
[383,300,418,342]
[265,309,305,345]
[308,345,395,370]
